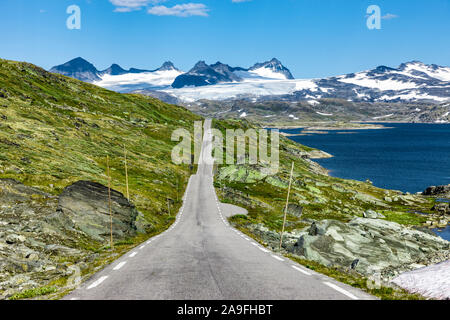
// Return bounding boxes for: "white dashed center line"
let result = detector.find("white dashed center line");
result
[129,252,137,258]
[87,276,108,290]
[113,261,127,271]
[323,282,359,300]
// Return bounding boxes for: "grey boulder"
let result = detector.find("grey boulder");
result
[57,181,140,242]
[292,218,449,277]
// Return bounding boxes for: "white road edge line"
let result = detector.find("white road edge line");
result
[323,281,359,300]
[271,255,284,261]
[113,261,127,271]
[292,265,312,275]
[258,247,270,253]
[87,276,108,290]
[129,252,137,258]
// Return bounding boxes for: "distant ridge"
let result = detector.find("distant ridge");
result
[49,58,450,104]
[49,58,179,81]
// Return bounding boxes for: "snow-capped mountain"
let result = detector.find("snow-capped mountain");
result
[50,58,182,92]
[247,58,294,80]
[162,61,450,103]
[171,61,241,88]
[171,58,294,88]
[307,61,450,103]
[49,58,450,104]
[94,61,181,92]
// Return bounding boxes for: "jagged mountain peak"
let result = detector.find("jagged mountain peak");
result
[374,65,397,73]
[249,58,294,80]
[101,63,128,76]
[50,57,100,82]
[69,57,91,64]
[53,57,97,71]
[172,61,241,89]
[191,61,209,70]
[251,58,279,69]
[398,61,422,70]
[157,61,178,71]
[210,61,226,68]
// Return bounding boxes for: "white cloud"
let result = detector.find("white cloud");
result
[110,0,167,12]
[148,3,209,17]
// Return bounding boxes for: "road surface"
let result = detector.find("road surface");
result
[64,120,375,300]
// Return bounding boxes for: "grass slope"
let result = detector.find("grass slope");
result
[0,58,201,222]
[0,58,202,298]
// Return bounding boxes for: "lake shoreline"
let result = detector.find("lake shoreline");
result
[281,123,450,194]
[271,120,450,130]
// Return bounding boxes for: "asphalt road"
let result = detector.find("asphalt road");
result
[64,120,375,300]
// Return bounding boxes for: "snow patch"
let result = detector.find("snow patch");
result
[316,111,333,116]
[339,74,418,91]
[248,67,288,80]
[379,92,449,102]
[94,69,183,92]
[402,62,450,82]
[392,260,450,300]
[372,114,394,120]
[163,79,317,102]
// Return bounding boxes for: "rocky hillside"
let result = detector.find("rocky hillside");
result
[0,179,146,299]
[0,58,201,299]
[50,57,180,80]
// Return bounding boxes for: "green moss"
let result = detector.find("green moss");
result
[9,286,57,300]
[381,210,428,225]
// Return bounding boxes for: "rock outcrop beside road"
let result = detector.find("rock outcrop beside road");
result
[0,179,144,299]
[291,218,449,279]
[57,181,142,241]
[249,215,449,281]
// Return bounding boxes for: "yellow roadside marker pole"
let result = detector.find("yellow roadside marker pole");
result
[124,145,130,201]
[279,161,294,251]
[107,155,113,250]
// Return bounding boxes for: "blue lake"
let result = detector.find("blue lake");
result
[433,225,450,241]
[282,123,450,193]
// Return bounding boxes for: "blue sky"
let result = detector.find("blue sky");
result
[0,0,449,78]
